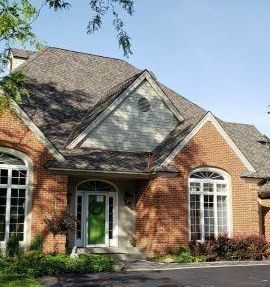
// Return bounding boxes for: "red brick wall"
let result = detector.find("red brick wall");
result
[0,108,68,253]
[136,121,260,255]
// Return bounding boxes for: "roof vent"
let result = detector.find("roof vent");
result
[138,97,151,112]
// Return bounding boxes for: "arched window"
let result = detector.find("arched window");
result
[189,168,229,241]
[0,150,29,242]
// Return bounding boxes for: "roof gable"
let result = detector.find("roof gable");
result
[67,70,184,150]
[161,112,256,172]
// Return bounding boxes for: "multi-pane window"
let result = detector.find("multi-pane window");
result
[189,170,229,241]
[0,152,27,242]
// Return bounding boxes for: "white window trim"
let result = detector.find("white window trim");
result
[162,112,256,173]
[75,180,118,248]
[0,147,33,248]
[188,167,233,241]
[67,70,184,149]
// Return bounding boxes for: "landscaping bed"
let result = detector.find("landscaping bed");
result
[152,235,270,264]
[0,251,114,277]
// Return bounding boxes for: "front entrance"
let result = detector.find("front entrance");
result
[75,180,118,247]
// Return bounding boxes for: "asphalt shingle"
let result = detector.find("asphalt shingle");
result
[10,47,270,177]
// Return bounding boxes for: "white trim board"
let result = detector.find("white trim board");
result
[67,70,184,149]
[11,101,65,162]
[161,112,256,172]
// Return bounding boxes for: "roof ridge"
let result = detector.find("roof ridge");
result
[47,46,138,68]
[11,46,141,75]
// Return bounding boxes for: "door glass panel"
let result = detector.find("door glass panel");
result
[76,195,82,240]
[0,188,7,241]
[88,195,106,245]
[109,197,113,240]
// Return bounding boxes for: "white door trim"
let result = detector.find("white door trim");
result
[75,190,118,248]
[86,192,108,247]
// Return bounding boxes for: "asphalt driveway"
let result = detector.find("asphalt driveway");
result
[41,264,270,287]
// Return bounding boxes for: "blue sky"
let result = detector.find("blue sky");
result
[31,0,269,135]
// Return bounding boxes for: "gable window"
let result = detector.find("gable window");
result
[189,168,230,241]
[0,151,28,242]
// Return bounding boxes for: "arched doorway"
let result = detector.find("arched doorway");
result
[75,180,118,247]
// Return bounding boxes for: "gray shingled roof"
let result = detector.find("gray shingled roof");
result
[17,47,140,148]
[12,47,270,177]
[45,149,150,173]
[221,122,270,177]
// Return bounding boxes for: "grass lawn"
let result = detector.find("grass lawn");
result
[0,274,41,287]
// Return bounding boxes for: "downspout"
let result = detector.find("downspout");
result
[147,152,153,172]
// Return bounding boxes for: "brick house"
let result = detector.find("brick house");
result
[1,47,270,256]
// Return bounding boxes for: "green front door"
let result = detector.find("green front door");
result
[88,195,106,245]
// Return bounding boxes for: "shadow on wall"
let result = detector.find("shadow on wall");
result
[135,140,207,256]
[0,76,156,252]
[22,78,176,151]
[260,205,270,239]
[1,75,141,251]
[0,109,68,253]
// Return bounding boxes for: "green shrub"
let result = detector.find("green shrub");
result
[6,234,21,257]
[151,246,205,264]
[29,234,43,252]
[189,235,270,261]
[172,246,204,263]
[4,251,114,276]
[0,257,10,270]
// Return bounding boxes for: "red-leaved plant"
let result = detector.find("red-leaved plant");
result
[44,211,76,253]
[189,235,270,262]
